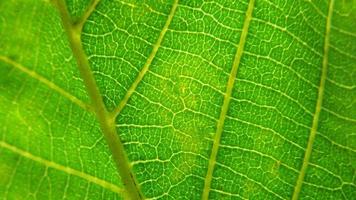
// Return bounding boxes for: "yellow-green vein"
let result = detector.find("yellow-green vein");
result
[0,55,92,112]
[111,0,179,118]
[53,0,143,199]
[201,0,255,199]
[74,0,101,31]
[292,0,334,199]
[0,140,125,196]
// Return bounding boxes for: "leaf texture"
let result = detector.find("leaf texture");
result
[0,0,355,199]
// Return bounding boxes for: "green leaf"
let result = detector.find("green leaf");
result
[0,0,355,199]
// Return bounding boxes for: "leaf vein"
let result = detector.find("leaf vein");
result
[292,0,334,199]
[0,56,92,112]
[0,140,125,196]
[53,0,143,198]
[111,0,179,118]
[216,162,286,200]
[201,0,255,199]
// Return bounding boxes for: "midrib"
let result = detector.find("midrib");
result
[291,0,334,199]
[201,0,255,199]
[54,0,143,199]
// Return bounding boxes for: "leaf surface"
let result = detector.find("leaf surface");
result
[0,0,355,199]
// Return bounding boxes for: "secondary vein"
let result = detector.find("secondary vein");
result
[53,0,143,199]
[74,0,101,31]
[111,0,179,118]
[201,0,255,199]
[0,140,125,196]
[0,55,92,112]
[292,0,334,199]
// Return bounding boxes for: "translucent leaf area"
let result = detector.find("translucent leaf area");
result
[0,0,355,199]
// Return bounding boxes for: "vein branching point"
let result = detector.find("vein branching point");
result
[111,0,179,118]
[53,0,143,199]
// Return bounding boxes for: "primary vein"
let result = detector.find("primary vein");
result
[53,0,143,199]
[0,140,125,196]
[201,0,255,199]
[111,0,179,118]
[292,0,334,199]
[0,55,92,112]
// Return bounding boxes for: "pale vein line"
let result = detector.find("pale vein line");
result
[0,140,125,196]
[331,26,356,37]
[326,78,355,90]
[292,0,334,199]
[111,0,179,118]
[317,132,356,153]
[201,0,255,199]
[322,107,356,123]
[216,162,285,200]
[0,56,92,112]
[75,0,101,30]
[210,188,248,200]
